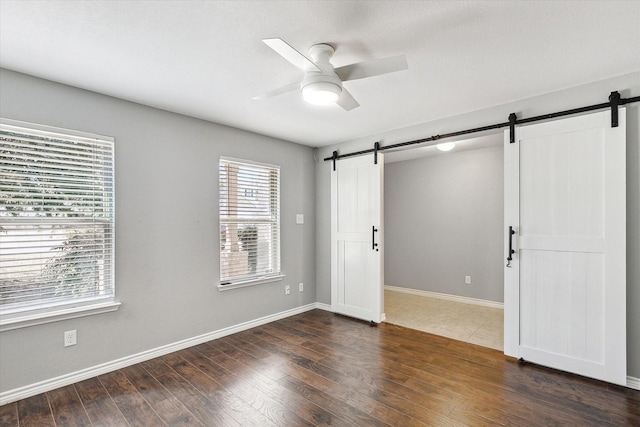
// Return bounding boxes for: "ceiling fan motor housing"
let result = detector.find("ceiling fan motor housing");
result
[301,44,343,104]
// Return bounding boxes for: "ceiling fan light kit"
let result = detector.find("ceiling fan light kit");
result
[258,38,408,111]
[302,82,341,105]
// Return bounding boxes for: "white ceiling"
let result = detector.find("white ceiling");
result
[1,1,639,148]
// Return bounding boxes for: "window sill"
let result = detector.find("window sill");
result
[0,300,121,332]
[217,274,285,291]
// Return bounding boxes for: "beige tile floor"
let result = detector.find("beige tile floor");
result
[384,289,504,351]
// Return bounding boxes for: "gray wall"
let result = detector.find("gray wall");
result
[385,145,504,302]
[0,69,316,393]
[315,71,640,377]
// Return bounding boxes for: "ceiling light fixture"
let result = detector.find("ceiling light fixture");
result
[436,142,455,152]
[302,82,341,105]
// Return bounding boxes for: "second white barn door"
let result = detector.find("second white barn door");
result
[504,108,626,385]
[331,154,384,323]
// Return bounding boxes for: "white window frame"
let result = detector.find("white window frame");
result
[0,119,119,331]
[218,157,283,291]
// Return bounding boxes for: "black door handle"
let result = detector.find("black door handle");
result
[506,226,515,267]
[372,226,379,251]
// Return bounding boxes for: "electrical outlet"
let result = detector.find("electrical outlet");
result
[465,276,472,285]
[299,282,304,292]
[64,330,77,347]
[285,285,291,295]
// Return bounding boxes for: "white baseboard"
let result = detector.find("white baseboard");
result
[628,376,640,390]
[0,302,320,405]
[315,302,332,312]
[385,285,504,309]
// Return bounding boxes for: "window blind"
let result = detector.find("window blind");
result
[219,157,280,284]
[0,121,115,315]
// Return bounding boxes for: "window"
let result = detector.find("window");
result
[219,157,280,287]
[0,120,115,324]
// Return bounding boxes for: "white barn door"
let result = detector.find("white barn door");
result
[504,109,626,385]
[331,154,384,323]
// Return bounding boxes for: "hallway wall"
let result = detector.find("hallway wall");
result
[385,145,503,302]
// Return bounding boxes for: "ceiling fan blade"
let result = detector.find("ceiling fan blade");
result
[262,38,321,72]
[337,88,360,111]
[335,55,408,81]
[253,82,299,100]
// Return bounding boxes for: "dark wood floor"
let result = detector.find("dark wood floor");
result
[1,309,639,426]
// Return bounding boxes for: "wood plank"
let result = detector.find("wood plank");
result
[98,370,165,427]
[0,402,18,427]
[285,357,462,426]
[237,328,327,362]
[46,385,91,427]
[202,344,349,426]
[16,393,55,427]
[141,357,241,426]
[74,377,129,426]
[277,374,390,427]
[180,347,314,426]
[204,337,290,382]
[281,359,428,427]
[74,377,110,403]
[121,363,204,426]
[160,351,276,427]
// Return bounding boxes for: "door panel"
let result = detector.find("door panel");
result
[519,250,605,362]
[336,166,369,234]
[504,108,626,385]
[519,129,605,238]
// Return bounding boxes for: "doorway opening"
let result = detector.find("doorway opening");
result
[382,133,504,350]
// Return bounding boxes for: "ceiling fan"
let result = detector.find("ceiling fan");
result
[254,38,408,111]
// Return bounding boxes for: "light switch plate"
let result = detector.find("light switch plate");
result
[296,214,304,224]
